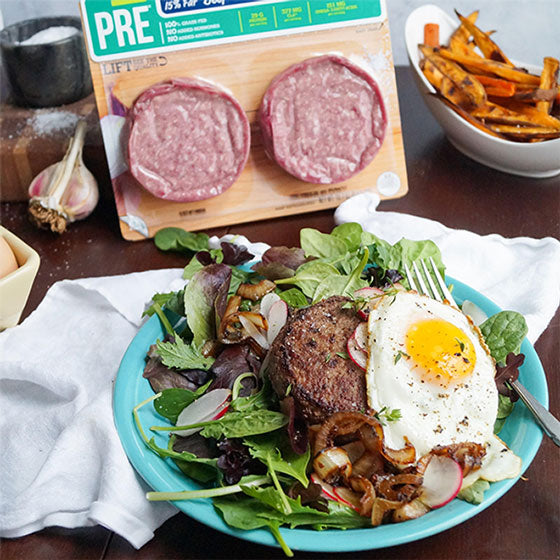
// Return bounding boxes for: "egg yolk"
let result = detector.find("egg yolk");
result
[405,319,476,384]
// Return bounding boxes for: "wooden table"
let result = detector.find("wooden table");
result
[1,67,559,560]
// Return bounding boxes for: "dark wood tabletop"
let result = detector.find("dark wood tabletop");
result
[1,66,559,560]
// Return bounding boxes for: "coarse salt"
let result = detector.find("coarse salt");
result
[19,26,79,46]
[27,111,80,136]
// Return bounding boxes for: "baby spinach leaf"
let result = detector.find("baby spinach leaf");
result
[229,266,253,296]
[156,337,215,371]
[480,311,528,364]
[275,262,340,299]
[278,288,309,309]
[200,410,287,439]
[174,409,288,439]
[155,227,209,253]
[331,222,363,252]
[367,236,445,288]
[154,383,211,423]
[143,290,186,318]
[214,494,280,530]
[311,248,369,303]
[300,228,348,259]
[494,393,515,433]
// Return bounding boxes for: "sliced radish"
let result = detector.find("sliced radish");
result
[266,300,288,344]
[352,322,368,351]
[353,287,383,320]
[333,487,361,512]
[259,292,281,318]
[212,405,229,421]
[347,335,367,371]
[419,455,463,509]
[461,300,488,326]
[357,308,370,321]
[310,473,339,502]
[353,286,384,299]
[239,314,270,350]
[173,388,231,436]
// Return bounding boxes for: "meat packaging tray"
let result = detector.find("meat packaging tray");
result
[80,0,407,240]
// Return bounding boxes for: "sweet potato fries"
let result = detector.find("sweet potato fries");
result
[419,10,560,142]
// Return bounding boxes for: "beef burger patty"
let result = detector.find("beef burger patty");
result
[268,296,368,423]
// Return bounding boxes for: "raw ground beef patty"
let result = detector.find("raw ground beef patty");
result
[258,55,387,184]
[127,78,250,202]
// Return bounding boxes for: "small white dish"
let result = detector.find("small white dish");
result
[0,226,40,330]
[405,4,560,178]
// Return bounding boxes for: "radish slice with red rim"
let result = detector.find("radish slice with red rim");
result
[353,322,368,351]
[310,473,338,502]
[266,300,288,344]
[333,487,361,512]
[259,292,281,319]
[419,455,463,509]
[358,309,370,321]
[173,388,231,436]
[347,335,367,371]
[353,286,384,299]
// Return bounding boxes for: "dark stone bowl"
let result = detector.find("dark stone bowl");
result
[0,16,93,108]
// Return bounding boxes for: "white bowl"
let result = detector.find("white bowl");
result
[405,4,560,178]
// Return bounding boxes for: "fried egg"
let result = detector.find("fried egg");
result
[366,290,520,487]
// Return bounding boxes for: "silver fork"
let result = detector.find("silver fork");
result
[405,257,560,448]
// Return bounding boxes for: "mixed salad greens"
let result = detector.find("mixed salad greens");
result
[133,224,528,556]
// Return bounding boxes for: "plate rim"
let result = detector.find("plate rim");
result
[113,276,547,552]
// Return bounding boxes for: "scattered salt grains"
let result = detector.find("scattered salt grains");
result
[27,111,80,137]
[19,26,79,46]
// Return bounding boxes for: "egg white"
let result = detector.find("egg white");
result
[366,290,520,486]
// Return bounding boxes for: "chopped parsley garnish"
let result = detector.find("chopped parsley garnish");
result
[394,350,410,364]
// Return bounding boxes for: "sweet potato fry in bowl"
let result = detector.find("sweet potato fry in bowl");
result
[421,55,486,109]
[405,4,560,177]
[454,10,513,66]
[415,9,560,144]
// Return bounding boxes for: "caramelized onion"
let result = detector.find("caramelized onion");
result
[374,473,423,502]
[392,498,430,523]
[352,451,385,479]
[313,447,352,484]
[223,295,241,320]
[314,412,383,456]
[381,437,417,468]
[431,442,486,476]
[349,475,376,517]
[371,497,402,527]
[236,279,276,301]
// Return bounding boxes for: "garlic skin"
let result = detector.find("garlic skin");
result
[28,121,99,234]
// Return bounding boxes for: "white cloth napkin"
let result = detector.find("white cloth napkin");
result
[0,212,558,548]
[335,192,560,344]
[0,236,268,548]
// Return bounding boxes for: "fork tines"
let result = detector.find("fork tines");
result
[404,258,457,306]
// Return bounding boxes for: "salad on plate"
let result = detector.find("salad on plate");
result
[129,223,530,556]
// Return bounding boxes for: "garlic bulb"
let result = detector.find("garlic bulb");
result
[28,121,99,234]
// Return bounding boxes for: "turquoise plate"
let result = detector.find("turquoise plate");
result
[114,277,548,552]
